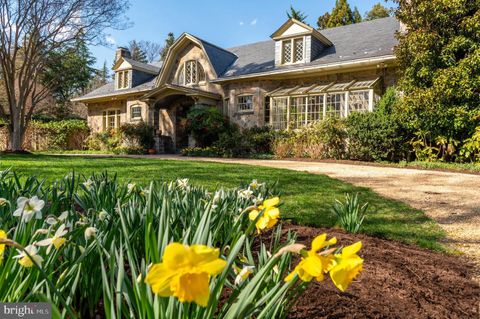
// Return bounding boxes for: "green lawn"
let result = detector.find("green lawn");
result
[0,154,445,251]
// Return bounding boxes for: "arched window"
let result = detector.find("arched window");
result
[177,60,205,86]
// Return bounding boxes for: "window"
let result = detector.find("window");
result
[178,60,205,85]
[290,96,307,129]
[237,95,253,112]
[348,91,369,113]
[223,98,230,116]
[271,97,288,129]
[131,105,142,120]
[264,96,271,124]
[282,37,304,64]
[326,93,345,118]
[116,71,129,89]
[307,95,324,124]
[102,110,121,130]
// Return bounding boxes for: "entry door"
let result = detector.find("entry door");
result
[175,104,190,151]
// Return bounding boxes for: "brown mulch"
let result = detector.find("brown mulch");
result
[284,224,479,319]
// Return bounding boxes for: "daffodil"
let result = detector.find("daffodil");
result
[127,183,136,193]
[84,227,98,240]
[14,244,44,268]
[0,230,6,263]
[98,209,109,221]
[249,179,263,190]
[46,211,69,225]
[0,198,9,206]
[145,243,226,307]
[37,224,68,254]
[13,196,45,222]
[176,178,189,189]
[238,188,253,199]
[83,179,94,190]
[234,265,254,285]
[248,197,281,233]
[329,241,363,292]
[285,233,337,282]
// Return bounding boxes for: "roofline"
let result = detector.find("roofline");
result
[113,57,160,74]
[270,18,333,46]
[71,88,152,103]
[212,55,397,83]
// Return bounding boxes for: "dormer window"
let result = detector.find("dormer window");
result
[282,37,304,64]
[177,60,206,86]
[116,70,129,89]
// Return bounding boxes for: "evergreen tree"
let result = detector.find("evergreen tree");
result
[317,12,331,29]
[101,61,109,84]
[328,0,355,27]
[364,3,392,21]
[287,5,308,23]
[160,32,175,60]
[353,6,362,23]
[128,40,148,63]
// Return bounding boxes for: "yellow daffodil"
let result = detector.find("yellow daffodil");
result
[14,244,44,268]
[285,233,337,282]
[248,197,280,233]
[0,230,6,263]
[37,224,68,254]
[329,241,363,292]
[145,243,226,307]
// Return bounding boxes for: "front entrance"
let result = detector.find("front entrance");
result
[174,99,192,151]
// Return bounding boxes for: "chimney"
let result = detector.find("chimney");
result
[115,47,131,62]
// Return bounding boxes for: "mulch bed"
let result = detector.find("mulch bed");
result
[283,224,479,319]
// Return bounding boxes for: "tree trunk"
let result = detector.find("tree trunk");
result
[9,126,25,152]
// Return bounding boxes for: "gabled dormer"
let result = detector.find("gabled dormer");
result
[112,47,160,91]
[271,19,332,67]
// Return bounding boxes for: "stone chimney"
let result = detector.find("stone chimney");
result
[115,47,131,62]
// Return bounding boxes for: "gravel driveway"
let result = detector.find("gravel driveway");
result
[163,156,480,266]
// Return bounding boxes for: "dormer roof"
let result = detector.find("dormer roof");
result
[270,18,332,46]
[112,57,161,74]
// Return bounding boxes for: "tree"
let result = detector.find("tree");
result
[287,5,308,23]
[327,0,355,27]
[160,33,175,61]
[138,41,162,63]
[0,0,128,151]
[365,3,392,21]
[128,40,148,63]
[317,12,331,29]
[352,7,362,23]
[42,34,96,117]
[393,0,480,153]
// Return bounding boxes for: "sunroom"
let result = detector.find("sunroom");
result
[266,78,381,130]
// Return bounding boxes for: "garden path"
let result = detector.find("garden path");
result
[158,155,480,269]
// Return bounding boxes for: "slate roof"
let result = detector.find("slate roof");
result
[221,17,399,79]
[74,17,399,102]
[122,57,161,73]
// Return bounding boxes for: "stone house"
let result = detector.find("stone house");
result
[73,17,401,152]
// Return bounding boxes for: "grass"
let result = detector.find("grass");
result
[391,160,480,173]
[0,154,446,251]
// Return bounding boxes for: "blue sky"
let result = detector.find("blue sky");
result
[90,0,395,69]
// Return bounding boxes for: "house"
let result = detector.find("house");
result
[72,17,401,152]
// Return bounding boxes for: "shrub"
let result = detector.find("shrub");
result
[186,106,231,147]
[119,122,155,149]
[27,119,90,150]
[331,193,368,234]
[181,146,224,157]
[346,88,410,161]
[214,126,276,157]
[460,126,480,162]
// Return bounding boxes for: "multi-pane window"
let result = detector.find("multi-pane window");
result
[348,91,369,113]
[264,97,271,124]
[116,71,129,89]
[131,105,142,119]
[282,37,304,64]
[179,60,205,85]
[237,95,253,112]
[103,110,121,130]
[223,98,230,116]
[307,95,324,124]
[271,97,288,130]
[326,93,345,118]
[290,96,307,129]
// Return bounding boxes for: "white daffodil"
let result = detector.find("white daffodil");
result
[37,224,68,254]
[84,227,98,240]
[45,211,68,226]
[0,198,9,206]
[83,179,94,190]
[13,244,44,268]
[34,229,49,236]
[176,178,189,189]
[127,183,136,193]
[249,179,263,190]
[13,196,45,222]
[98,209,109,221]
[238,188,253,199]
[213,191,222,203]
[234,265,255,285]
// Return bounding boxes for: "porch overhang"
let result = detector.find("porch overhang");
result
[140,84,221,105]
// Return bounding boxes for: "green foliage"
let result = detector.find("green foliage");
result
[364,3,392,21]
[186,106,231,147]
[352,7,363,23]
[287,5,308,22]
[86,126,149,155]
[29,120,90,150]
[160,32,175,60]
[331,193,368,234]
[394,0,480,159]
[460,126,480,162]
[346,88,410,161]
[181,146,224,157]
[317,0,356,29]
[119,122,155,149]
[128,40,148,63]
[214,126,276,157]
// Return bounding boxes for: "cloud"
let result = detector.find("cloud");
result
[105,35,116,45]
[250,19,257,26]
[239,21,244,26]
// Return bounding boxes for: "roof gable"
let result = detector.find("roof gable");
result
[271,18,332,46]
[112,57,161,74]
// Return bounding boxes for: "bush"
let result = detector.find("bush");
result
[28,119,90,150]
[181,146,224,157]
[214,126,276,157]
[460,126,480,162]
[331,193,368,234]
[119,122,155,149]
[186,106,231,147]
[346,88,410,162]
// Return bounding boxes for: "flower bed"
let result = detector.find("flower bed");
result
[0,171,362,318]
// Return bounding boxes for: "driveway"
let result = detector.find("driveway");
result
[157,155,480,265]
